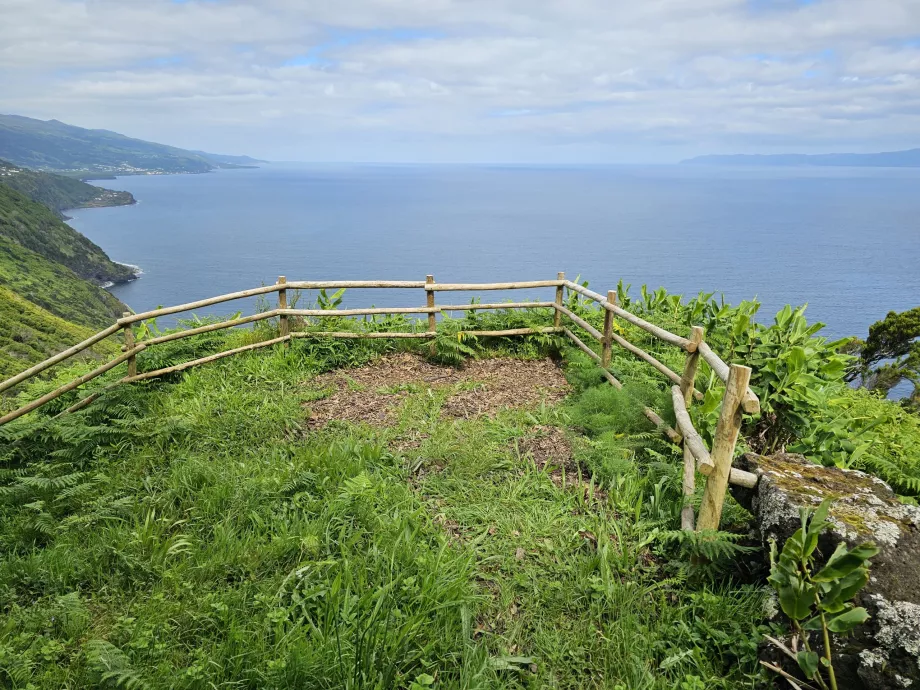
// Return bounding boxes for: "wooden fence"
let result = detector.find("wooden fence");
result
[0,273,760,531]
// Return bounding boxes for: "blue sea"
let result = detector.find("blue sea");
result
[66,163,920,340]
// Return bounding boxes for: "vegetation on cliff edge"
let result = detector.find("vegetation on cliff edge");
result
[0,159,135,218]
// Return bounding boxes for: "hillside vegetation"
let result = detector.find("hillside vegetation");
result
[0,114,259,175]
[0,287,118,379]
[0,235,126,330]
[0,159,134,218]
[0,185,134,285]
[2,289,918,688]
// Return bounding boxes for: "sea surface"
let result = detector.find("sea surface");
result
[66,163,920,339]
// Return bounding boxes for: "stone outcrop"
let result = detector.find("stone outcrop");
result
[733,452,920,690]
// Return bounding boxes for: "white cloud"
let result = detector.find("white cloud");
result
[1,0,919,162]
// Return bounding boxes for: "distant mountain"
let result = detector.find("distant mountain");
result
[0,114,261,175]
[681,148,920,168]
[188,151,267,166]
[0,159,134,218]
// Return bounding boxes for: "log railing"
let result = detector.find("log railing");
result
[0,273,760,530]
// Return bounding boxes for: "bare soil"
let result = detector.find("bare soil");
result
[302,353,569,429]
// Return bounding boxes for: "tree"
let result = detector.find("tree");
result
[847,307,920,410]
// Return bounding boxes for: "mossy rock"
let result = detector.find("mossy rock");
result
[734,452,920,690]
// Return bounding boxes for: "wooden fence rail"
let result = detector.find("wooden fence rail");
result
[0,272,761,531]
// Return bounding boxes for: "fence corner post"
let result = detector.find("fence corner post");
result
[601,290,616,367]
[679,325,704,531]
[277,276,289,346]
[426,275,436,355]
[696,363,752,531]
[122,312,137,378]
[553,272,565,328]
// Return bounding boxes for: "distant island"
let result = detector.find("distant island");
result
[681,148,920,168]
[0,113,266,178]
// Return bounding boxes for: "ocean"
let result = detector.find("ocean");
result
[66,163,920,340]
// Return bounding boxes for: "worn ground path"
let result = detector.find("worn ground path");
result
[302,353,759,688]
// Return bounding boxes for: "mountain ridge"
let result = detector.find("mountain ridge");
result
[0,113,262,175]
[682,148,920,167]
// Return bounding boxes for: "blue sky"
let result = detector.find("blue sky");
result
[1,0,919,163]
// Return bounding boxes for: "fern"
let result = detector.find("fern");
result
[54,592,90,639]
[83,640,150,690]
[430,325,478,366]
[658,528,756,563]
[862,455,920,495]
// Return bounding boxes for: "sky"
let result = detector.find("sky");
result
[1,0,920,163]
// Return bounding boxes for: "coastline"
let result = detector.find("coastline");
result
[100,262,143,290]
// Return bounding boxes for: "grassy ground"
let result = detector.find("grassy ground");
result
[0,318,769,689]
[0,287,119,380]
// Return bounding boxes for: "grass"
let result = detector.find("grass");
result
[0,311,771,689]
[0,286,119,381]
[0,235,125,331]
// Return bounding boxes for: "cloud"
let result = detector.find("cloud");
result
[1,0,919,162]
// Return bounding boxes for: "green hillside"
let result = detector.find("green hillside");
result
[0,159,134,217]
[0,235,126,329]
[0,286,118,379]
[0,184,135,285]
[0,114,258,175]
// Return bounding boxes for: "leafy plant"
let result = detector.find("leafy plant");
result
[315,288,345,311]
[765,499,878,690]
[429,319,478,366]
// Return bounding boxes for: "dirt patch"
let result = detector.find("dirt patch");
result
[303,353,569,429]
[439,358,569,419]
[517,425,608,502]
[518,425,575,474]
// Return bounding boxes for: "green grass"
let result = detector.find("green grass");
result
[0,235,126,331]
[0,287,119,380]
[0,316,770,689]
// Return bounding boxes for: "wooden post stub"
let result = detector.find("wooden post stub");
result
[426,275,436,355]
[680,326,704,407]
[678,327,703,531]
[122,312,136,378]
[696,363,752,531]
[681,444,696,531]
[277,276,289,343]
[601,290,616,367]
[553,272,565,328]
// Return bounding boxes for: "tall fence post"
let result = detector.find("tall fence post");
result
[426,275,436,355]
[696,363,752,531]
[122,312,137,378]
[601,290,616,367]
[553,272,565,328]
[277,276,288,345]
[679,326,705,531]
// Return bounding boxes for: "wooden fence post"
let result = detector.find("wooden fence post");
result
[601,290,616,367]
[553,272,565,328]
[277,276,288,345]
[426,275,436,355]
[696,363,752,531]
[122,312,136,378]
[679,326,704,531]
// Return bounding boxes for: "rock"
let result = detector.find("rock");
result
[733,452,920,690]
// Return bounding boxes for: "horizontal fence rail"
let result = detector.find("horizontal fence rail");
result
[0,272,762,531]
